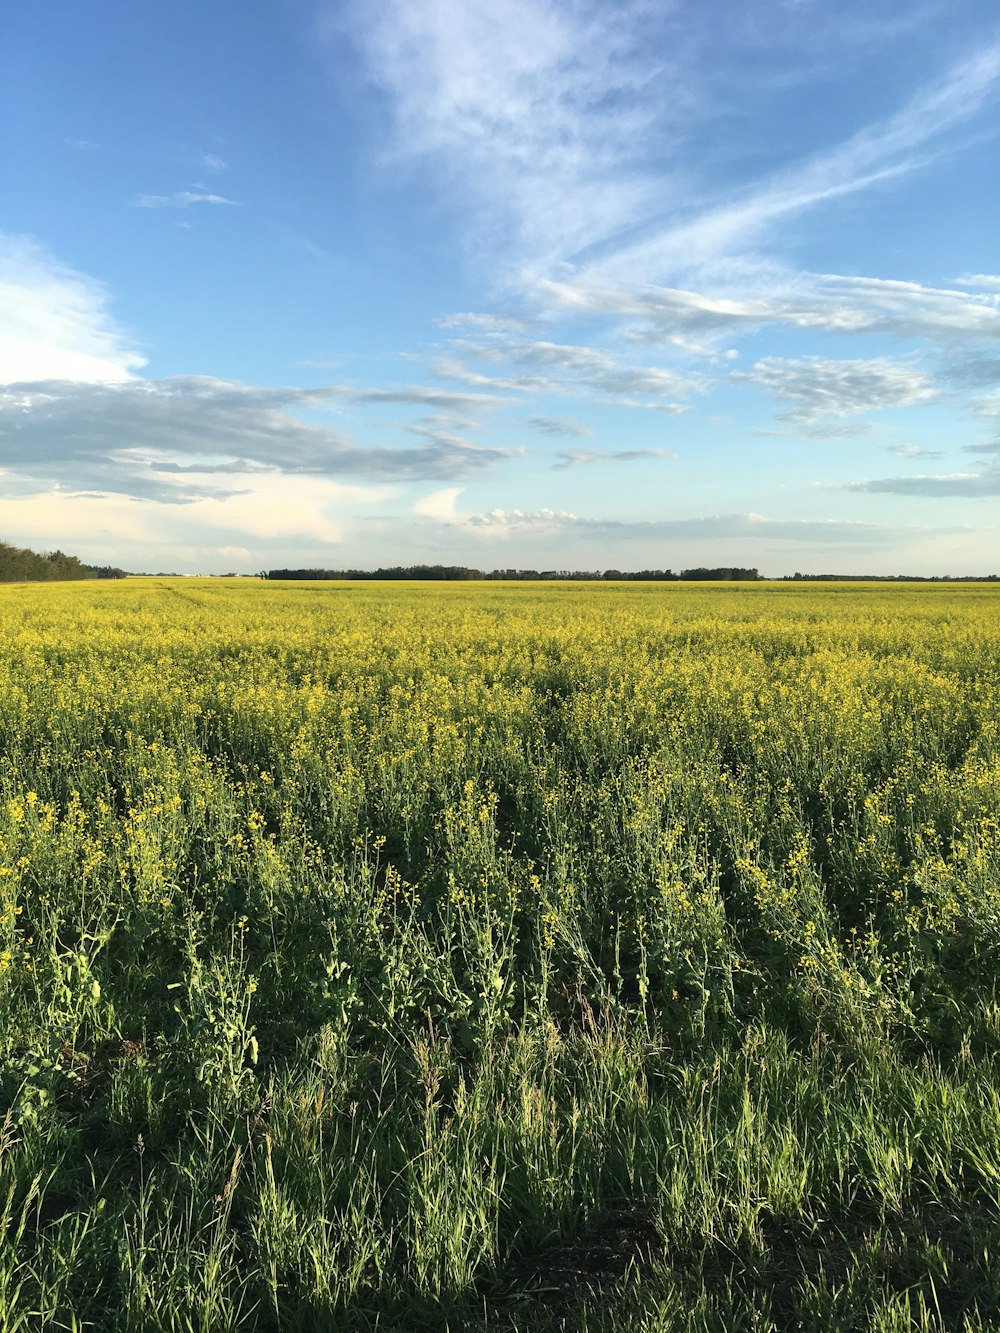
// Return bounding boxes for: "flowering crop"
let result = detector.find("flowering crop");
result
[1,577,999,1329]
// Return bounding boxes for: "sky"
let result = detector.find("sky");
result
[2,0,999,576]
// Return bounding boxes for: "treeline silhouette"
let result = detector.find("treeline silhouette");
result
[0,539,126,583]
[786,572,1000,583]
[265,565,763,582]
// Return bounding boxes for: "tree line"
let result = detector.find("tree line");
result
[786,572,1000,583]
[264,565,763,582]
[0,539,126,583]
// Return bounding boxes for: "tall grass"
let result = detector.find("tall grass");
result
[0,578,998,1329]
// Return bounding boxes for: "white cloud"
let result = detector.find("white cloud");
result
[167,473,360,541]
[463,506,575,538]
[528,416,593,438]
[200,154,229,173]
[552,448,677,469]
[0,234,145,384]
[133,192,240,208]
[0,472,383,558]
[606,397,690,415]
[731,356,937,422]
[412,486,463,521]
[0,489,155,548]
[886,443,943,459]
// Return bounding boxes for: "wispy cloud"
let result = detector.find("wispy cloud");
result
[956,273,1000,291]
[455,337,705,403]
[340,0,665,274]
[431,358,549,392]
[528,415,593,438]
[0,377,519,502]
[753,421,875,441]
[886,443,944,459]
[403,421,524,467]
[417,411,486,434]
[459,507,962,545]
[200,153,228,173]
[133,191,240,209]
[0,234,145,384]
[731,356,937,424]
[542,272,1000,348]
[579,39,1000,283]
[437,311,530,332]
[840,465,1000,497]
[943,357,1000,387]
[552,448,676,469]
[343,384,501,412]
[341,2,1000,285]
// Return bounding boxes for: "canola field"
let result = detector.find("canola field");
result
[2,577,1000,1331]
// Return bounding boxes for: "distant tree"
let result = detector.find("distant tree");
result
[0,538,112,582]
[680,567,760,582]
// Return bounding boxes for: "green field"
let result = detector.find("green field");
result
[2,578,999,1330]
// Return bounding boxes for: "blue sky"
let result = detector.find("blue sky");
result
[2,0,999,575]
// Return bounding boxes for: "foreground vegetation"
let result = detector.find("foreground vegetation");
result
[1,578,999,1330]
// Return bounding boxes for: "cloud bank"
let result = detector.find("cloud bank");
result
[459,507,969,547]
[0,377,519,501]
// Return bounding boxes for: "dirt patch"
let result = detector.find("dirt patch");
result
[482,1201,661,1322]
[56,1036,151,1106]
